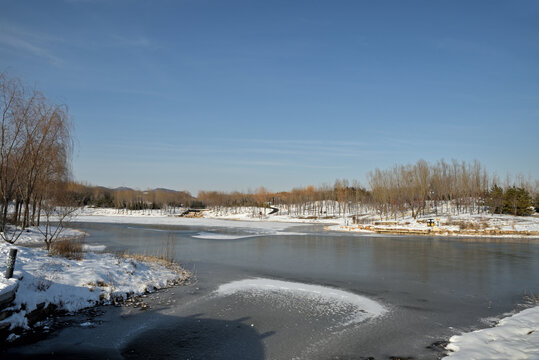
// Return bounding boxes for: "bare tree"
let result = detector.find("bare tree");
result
[0,72,73,244]
[38,180,78,250]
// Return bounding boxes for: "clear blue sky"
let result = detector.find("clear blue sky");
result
[1,0,537,195]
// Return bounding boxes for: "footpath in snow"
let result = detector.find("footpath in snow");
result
[0,228,190,343]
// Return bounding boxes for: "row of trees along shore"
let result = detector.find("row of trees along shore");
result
[197,159,538,219]
[68,160,538,220]
[0,73,73,243]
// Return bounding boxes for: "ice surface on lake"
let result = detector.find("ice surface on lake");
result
[193,232,255,240]
[74,214,295,231]
[215,278,387,326]
[192,230,307,240]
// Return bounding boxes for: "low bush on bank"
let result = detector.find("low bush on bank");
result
[50,238,84,260]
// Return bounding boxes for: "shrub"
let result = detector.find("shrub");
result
[50,238,84,260]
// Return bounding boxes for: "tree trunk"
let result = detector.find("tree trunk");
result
[0,203,7,232]
[22,197,30,229]
[14,199,21,225]
[36,199,42,226]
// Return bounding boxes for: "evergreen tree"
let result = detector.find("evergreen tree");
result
[487,184,505,214]
[503,187,533,216]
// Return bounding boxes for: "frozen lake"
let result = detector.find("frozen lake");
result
[6,221,539,359]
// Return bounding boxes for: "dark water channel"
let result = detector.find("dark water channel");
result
[6,221,539,359]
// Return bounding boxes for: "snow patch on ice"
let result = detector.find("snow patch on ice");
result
[192,230,305,239]
[73,214,296,232]
[192,232,255,240]
[215,278,387,326]
[82,244,106,252]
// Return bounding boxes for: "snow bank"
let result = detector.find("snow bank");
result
[0,240,189,333]
[6,226,87,246]
[445,306,539,359]
[215,278,387,326]
[0,277,18,299]
[329,213,539,238]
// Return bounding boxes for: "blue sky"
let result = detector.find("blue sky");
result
[1,0,537,194]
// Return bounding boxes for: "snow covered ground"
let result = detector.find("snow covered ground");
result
[202,206,539,237]
[328,213,539,238]
[445,305,539,359]
[0,232,190,341]
[14,226,87,246]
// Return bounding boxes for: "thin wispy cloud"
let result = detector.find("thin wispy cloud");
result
[110,34,151,48]
[0,23,63,65]
[230,160,347,170]
[228,138,370,148]
[99,138,394,163]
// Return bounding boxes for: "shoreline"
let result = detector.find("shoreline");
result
[0,228,191,344]
[326,224,539,238]
[72,207,539,240]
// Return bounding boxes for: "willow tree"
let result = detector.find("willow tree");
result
[0,72,73,244]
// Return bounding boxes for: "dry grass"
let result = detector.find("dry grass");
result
[457,220,492,230]
[458,221,481,230]
[117,233,190,278]
[50,238,84,260]
[124,253,176,268]
[523,290,539,305]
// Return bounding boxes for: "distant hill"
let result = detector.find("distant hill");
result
[153,188,182,193]
[113,186,134,191]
